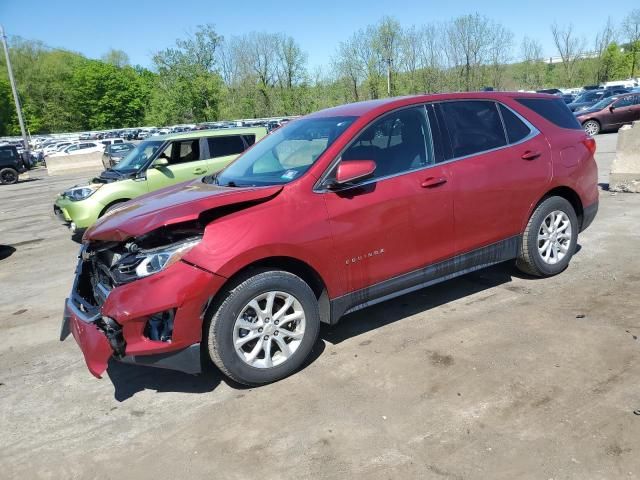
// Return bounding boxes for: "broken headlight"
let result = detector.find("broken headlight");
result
[64,183,102,201]
[118,238,201,279]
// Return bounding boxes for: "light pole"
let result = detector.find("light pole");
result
[0,25,30,157]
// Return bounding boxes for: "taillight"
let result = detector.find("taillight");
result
[582,137,596,156]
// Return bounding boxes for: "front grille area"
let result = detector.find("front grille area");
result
[75,244,124,307]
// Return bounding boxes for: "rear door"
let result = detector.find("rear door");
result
[205,134,249,173]
[146,138,210,190]
[437,100,551,255]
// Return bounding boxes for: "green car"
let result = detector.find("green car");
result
[54,127,267,233]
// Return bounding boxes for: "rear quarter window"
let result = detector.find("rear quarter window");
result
[499,105,531,143]
[516,98,582,130]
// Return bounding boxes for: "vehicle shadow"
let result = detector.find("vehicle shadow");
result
[106,353,223,402]
[106,340,327,401]
[323,262,516,345]
[0,245,16,261]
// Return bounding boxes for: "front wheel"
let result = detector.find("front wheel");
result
[206,270,320,386]
[516,196,578,277]
[583,119,600,136]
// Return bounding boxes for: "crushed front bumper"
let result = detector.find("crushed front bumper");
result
[62,255,226,378]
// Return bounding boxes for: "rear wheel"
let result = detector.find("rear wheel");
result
[206,270,320,386]
[516,196,578,277]
[582,119,600,136]
[0,167,19,185]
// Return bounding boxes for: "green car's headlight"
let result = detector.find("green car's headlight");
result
[133,239,201,278]
[64,183,102,201]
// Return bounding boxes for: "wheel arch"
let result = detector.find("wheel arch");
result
[98,198,130,218]
[207,256,331,325]
[528,186,584,230]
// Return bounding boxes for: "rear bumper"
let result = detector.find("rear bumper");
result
[581,200,598,232]
[62,257,226,378]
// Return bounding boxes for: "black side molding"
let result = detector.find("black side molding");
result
[117,343,202,375]
[329,235,520,323]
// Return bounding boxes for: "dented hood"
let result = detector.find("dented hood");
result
[85,179,283,242]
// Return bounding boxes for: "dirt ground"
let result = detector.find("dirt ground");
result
[1,132,639,480]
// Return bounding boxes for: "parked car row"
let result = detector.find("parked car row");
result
[58,92,599,388]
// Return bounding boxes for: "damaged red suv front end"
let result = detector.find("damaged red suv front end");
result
[61,180,280,378]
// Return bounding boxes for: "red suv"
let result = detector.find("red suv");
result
[62,93,598,386]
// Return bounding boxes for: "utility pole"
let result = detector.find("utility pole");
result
[0,25,30,156]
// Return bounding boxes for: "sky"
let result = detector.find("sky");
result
[0,0,632,70]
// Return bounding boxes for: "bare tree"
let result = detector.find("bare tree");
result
[101,49,130,68]
[276,35,306,89]
[445,14,492,91]
[622,9,640,77]
[333,35,365,102]
[487,24,513,89]
[519,37,545,89]
[550,23,586,86]
[400,26,422,94]
[594,17,616,83]
[374,16,402,96]
[417,24,444,92]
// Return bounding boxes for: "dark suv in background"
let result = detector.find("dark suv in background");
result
[0,144,30,185]
[568,88,630,112]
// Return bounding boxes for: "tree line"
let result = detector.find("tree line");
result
[1,9,639,135]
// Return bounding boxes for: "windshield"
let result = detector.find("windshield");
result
[590,96,617,111]
[110,143,133,154]
[212,116,356,187]
[574,91,602,103]
[112,140,163,172]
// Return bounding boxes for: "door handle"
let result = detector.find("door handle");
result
[421,176,447,188]
[193,167,207,175]
[521,150,541,161]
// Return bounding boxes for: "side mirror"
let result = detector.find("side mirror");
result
[328,160,376,189]
[609,105,615,112]
[153,157,169,168]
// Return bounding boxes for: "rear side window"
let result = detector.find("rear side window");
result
[242,134,256,147]
[439,101,506,158]
[0,148,17,160]
[207,135,246,158]
[499,105,531,144]
[516,98,582,130]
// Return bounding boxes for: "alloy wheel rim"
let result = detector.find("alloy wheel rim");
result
[233,291,306,369]
[584,121,598,136]
[538,210,572,265]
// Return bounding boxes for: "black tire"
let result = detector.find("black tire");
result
[582,119,600,136]
[206,270,320,386]
[516,196,578,277]
[0,167,19,185]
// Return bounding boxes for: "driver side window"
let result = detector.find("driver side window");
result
[614,96,634,108]
[160,140,201,165]
[340,106,432,181]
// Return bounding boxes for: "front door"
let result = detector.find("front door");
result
[146,138,211,191]
[608,95,640,129]
[322,106,455,297]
